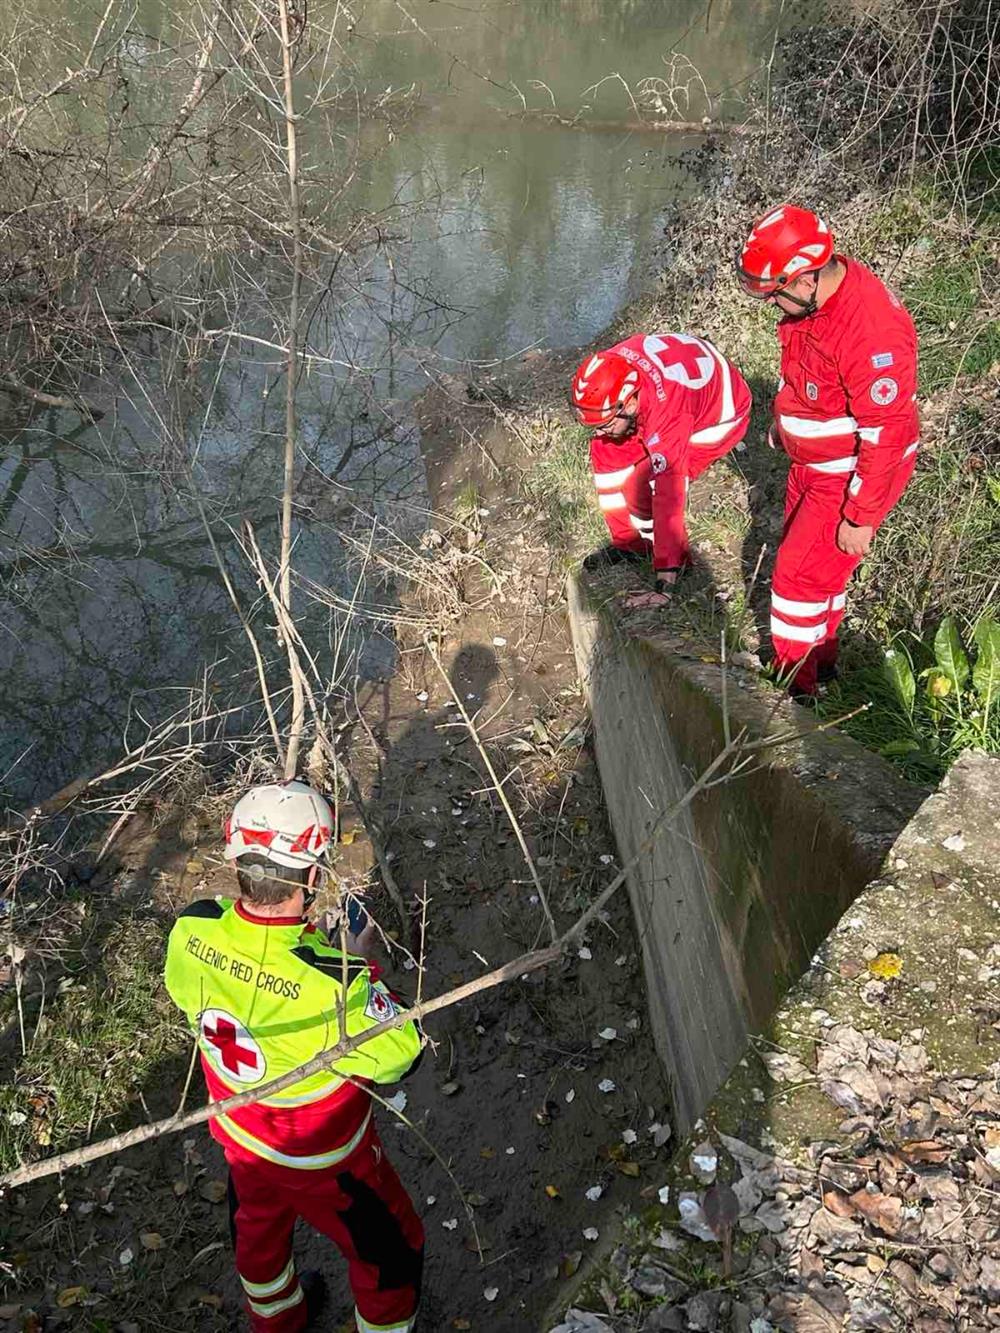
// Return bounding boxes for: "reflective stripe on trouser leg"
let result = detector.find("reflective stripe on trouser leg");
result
[241,1256,297,1300]
[294,1128,423,1333]
[355,1313,417,1332]
[248,1286,305,1320]
[228,1163,306,1333]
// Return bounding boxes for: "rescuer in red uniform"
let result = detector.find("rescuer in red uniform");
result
[569,332,752,606]
[737,205,919,696]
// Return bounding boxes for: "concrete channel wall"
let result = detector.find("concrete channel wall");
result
[567,573,928,1133]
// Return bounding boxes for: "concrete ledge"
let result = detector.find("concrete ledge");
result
[567,571,928,1133]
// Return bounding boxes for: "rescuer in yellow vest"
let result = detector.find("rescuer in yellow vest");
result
[164,780,424,1333]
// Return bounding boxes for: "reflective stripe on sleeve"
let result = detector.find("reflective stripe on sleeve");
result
[804,455,858,474]
[215,1108,372,1171]
[770,616,827,644]
[831,593,847,611]
[598,492,627,512]
[779,413,858,438]
[848,475,863,497]
[593,465,636,489]
[903,441,919,458]
[629,514,654,535]
[248,1286,305,1319]
[241,1257,297,1300]
[857,426,882,444]
[771,592,830,618]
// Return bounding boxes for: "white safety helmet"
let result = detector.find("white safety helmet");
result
[223,780,334,871]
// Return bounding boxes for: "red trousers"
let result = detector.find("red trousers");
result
[770,452,917,693]
[226,1122,423,1332]
[601,414,749,569]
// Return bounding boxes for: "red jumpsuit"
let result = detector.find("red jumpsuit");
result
[771,258,919,693]
[589,333,752,572]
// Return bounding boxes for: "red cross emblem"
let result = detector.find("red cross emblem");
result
[642,334,714,389]
[870,375,898,405]
[200,1008,265,1083]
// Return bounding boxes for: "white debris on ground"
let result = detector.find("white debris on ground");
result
[547,1023,1000,1332]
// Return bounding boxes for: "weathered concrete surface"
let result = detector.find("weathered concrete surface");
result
[768,747,1000,1081]
[568,571,928,1133]
[690,747,1000,1187]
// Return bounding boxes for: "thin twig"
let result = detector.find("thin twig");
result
[425,636,558,943]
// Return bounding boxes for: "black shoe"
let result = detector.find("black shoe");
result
[816,662,839,685]
[581,545,644,573]
[788,683,819,708]
[300,1270,328,1328]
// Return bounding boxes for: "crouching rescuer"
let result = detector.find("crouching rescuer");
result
[569,331,752,604]
[737,205,920,696]
[164,780,424,1333]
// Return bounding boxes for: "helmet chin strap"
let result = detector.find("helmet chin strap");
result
[776,271,820,318]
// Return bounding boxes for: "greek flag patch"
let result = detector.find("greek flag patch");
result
[871,352,894,369]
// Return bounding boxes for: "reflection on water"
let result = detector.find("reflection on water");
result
[0,0,788,803]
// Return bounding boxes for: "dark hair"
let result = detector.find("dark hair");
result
[235,853,310,907]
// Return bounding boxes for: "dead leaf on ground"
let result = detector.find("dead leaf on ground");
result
[561,1250,583,1279]
[198,1179,228,1204]
[849,1188,903,1236]
[140,1232,165,1251]
[822,1189,856,1218]
[702,1182,740,1237]
[769,1288,847,1333]
[900,1138,949,1164]
[799,1247,825,1279]
[55,1288,88,1309]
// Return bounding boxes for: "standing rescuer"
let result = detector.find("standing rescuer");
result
[569,331,752,606]
[737,204,920,696]
[164,780,424,1333]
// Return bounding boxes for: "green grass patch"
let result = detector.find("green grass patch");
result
[903,255,1000,392]
[0,915,184,1173]
[523,419,608,556]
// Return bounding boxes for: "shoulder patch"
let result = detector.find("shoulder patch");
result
[178,898,225,920]
[649,452,667,475]
[870,352,894,369]
[870,376,898,406]
[364,981,398,1023]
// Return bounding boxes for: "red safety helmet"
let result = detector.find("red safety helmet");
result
[737,205,834,298]
[569,351,640,428]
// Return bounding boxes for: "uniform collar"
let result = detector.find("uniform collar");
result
[234,899,305,927]
[809,254,854,321]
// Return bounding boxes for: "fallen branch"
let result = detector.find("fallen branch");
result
[0,724,743,1191]
[0,702,869,1192]
[0,374,103,421]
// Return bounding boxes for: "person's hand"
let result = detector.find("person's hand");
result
[836,519,873,556]
[622,589,671,609]
[621,572,677,610]
[346,921,377,957]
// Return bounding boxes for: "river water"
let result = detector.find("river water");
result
[0,0,786,804]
